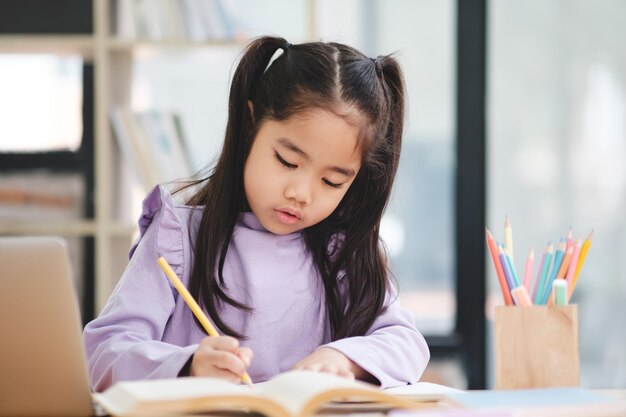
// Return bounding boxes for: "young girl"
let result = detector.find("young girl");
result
[83,36,429,392]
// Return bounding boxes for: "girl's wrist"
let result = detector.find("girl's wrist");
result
[178,354,194,377]
[349,360,378,384]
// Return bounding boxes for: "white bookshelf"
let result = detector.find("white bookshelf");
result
[0,35,95,57]
[1,0,317,314]
[93,0,253,311]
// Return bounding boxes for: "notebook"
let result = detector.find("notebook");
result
[0,237,94,417]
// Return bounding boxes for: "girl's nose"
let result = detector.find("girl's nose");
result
[284,180,312,205]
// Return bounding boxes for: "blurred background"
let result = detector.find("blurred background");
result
[0,0,624,389]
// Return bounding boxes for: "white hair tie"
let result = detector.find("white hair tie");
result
[263,43,291,74]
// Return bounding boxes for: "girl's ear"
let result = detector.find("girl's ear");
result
[247,100,255,124]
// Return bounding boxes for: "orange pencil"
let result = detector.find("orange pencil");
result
[486,229,513,305]
[556,246,574,279]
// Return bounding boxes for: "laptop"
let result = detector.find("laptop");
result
[0,236,94,417]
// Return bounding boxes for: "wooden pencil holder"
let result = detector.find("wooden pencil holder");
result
[494,305,580,389]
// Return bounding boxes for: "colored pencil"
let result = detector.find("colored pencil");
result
[531,243,551,302]
[486,229,513,305]
[504,251,521,288]
[539,240,565,305]
[548,246,573,306]
[565,238,582,286]
[565,227,573,251]
[522,248,534,293]
[556,246,574,279]
[504,215,514,263]
[498,246,516,302]
[570,230,593,299]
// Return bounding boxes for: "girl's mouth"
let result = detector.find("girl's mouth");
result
[274,209,301,225]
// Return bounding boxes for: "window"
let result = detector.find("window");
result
[0,55,83,152]
[488,0,626,388]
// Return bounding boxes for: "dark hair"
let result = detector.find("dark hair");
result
[183,36,405,340]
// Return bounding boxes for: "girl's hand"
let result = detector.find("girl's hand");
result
[292,347,374,382]
[190,336,253,383]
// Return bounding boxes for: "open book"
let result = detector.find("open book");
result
[94,370,435,417]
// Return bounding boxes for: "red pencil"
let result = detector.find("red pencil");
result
[486,228,513,305]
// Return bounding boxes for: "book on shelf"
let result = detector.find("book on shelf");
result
[93,370,449,417]
[110,106,193,191]
[113,0,237,41]
[0,172,84,219]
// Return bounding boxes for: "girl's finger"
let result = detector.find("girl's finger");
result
[203,366,242,384]
[301,363,322,373]
[205,349,248,376]
[203,336,239,352]
[337,368,355,380]
[319,364,338,375]
[237,347,253,367]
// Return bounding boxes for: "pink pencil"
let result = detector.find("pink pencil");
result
[531,244,547,301]
[565,237,582,285]
[523,248,534,293]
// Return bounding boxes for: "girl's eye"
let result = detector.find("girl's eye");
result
[274,151,297,169]
[323,178,344,189]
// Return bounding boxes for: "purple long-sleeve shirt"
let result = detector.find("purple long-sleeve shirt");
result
[83,186,429,392]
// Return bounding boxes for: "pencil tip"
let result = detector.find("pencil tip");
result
[242,374,254,390]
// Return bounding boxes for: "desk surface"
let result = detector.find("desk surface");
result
[414,389,626,417]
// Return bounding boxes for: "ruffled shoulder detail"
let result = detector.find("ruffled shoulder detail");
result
[129,185,185,279]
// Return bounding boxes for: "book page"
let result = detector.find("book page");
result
[384,381,462,401]
[256,370,411,417]
[94,377,256,416]
[95,371,422,417]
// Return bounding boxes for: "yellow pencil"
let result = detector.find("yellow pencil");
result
[157,256,254,388]
[569,230,593,299]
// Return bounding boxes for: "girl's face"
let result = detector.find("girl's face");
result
[244,108,362,235]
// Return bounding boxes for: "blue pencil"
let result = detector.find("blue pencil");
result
[540,240,566,305]
[504,252,521,288]
[498,245,516,300]
[533,243,554,305]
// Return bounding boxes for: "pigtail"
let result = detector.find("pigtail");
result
[375,55,405,183]
[226,36,290,152]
